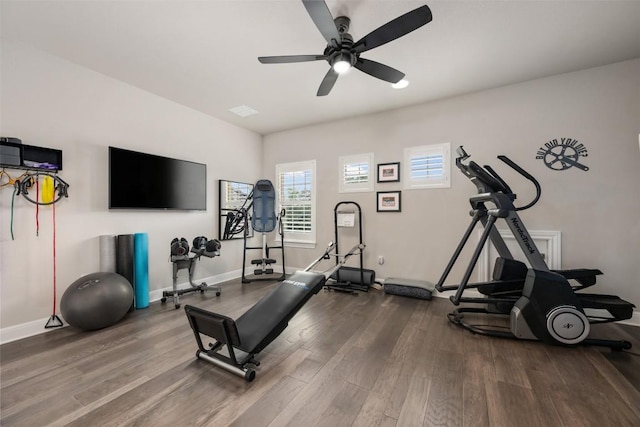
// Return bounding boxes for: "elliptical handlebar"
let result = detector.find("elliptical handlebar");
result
[456,146,542,211]
[497,155,541,211]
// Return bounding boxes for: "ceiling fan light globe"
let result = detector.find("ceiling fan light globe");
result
[391,79,409,89]
[333,60,351,74]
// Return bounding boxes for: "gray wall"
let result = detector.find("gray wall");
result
[263,59,640,313]
[2,39,638,336]
[0,42,263,331]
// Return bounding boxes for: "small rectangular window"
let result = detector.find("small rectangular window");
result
[276,160,316,246]
[403,143,451,189]
[339,153,374,193]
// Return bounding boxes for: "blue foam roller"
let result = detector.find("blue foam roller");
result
[134,232,149,309]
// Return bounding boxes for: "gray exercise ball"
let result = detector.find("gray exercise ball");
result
[61,272,133,331]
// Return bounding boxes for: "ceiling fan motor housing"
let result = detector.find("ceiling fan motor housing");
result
[334,16,350,34]
[327,17,356,68]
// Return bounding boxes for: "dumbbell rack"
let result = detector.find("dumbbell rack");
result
[161,248,221,309]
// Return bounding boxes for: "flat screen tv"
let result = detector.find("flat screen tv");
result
[109,146,206,210]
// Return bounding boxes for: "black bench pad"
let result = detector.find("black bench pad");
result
[235,270,326,353]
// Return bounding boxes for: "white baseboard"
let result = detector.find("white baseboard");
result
[0,315,68,345]
[148,269,243,302]
[3,272,637,345]
[0,269,244,345]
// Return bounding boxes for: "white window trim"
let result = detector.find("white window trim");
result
[338,152,374,193]
[275,159,316,247]
[403,142,451,190]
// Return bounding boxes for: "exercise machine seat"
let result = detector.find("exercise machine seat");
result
[184,270,326,381]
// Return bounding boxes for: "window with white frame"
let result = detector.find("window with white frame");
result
[276,160,316,246]
[338,153,374,193]
[403,142,451,189]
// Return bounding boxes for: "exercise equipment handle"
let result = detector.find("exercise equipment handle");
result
[483,165,513,195]
[456,146,470,161]
[497,155,541,211]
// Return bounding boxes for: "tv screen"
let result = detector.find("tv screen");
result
[109,146,206,210]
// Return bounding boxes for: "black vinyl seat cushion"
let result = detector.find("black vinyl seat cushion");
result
[235,270,326,353]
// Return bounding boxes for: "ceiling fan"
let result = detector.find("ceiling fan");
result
[258,0,432,96]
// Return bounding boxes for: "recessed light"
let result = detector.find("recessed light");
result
[391,79,409,89]
[228,105,259,117]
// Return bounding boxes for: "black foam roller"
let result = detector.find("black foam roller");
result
[116,234,135,312]
[330,266,375,286]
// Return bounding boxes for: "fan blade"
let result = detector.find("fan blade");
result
[353,5,432,54]
[302,0,341,46]
[259,55,326,64]
[354,58,405,83]
[317,68,339,96]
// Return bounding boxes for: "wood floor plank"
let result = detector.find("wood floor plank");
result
[286,351,326,383]
[267,352,353,426]
[1,278,638,427]
[384,363,415,420]
[0,392,84,427]
[583,349,640,419]
[422,350,464,427]
[313,381,369,427]
[396,374,431,427]
[345,302,415,390]
[72,343,194,406]
[461,332,493,427]
[228,375,307,427]
[545,345,640,426]
[63,362,206,427]
[0,364,85,415]
[379,415,399,427]
[489,334,533,389]
[351,357,405,427]
[485,379,550,427]
[203,348,312,426]
[49,376,152,427]
[525,367,581,426]
[300,295,378,361]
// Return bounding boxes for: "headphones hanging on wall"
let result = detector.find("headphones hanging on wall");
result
[170,237,189,256]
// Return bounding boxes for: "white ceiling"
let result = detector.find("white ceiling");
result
[2,0,640,135]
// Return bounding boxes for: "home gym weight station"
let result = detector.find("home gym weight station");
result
[185,240,365,381]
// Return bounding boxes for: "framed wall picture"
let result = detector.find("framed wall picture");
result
[377,191,401,212]
[377,162,400,183]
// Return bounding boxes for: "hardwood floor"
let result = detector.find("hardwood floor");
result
[1,278,639,426]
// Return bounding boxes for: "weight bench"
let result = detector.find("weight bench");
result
[184,242,362,381]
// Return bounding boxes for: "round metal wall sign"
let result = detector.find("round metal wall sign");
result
[536,138,589,171]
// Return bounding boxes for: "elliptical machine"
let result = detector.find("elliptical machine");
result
[436,146,634,349]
